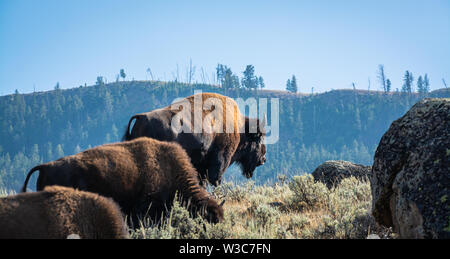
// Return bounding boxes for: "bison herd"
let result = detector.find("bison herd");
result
[0,93,267,239]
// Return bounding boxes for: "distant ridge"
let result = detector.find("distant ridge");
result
[0,80,449,190]
[2,79,448,98]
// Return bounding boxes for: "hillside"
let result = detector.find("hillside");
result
[0,81,449,190]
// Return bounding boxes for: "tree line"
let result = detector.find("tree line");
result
[1,78,449,191]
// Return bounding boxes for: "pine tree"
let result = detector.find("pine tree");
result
[286,79,292,92]
[104,91,113,115]
[290,75,298,93]
[355,107,362,131]
[120,69,126,81]
[417,75,425,94]
[258,76,265,89]
[402,70,413,93]
[223,67,234,90]
[232,74,240,89]
[423,74,430,93]
[386,79,391,93]
[286,75,298,93]
[96,76,104,86]
[242,65,257,90]
[30,144,40,164]
[216,64,225,87]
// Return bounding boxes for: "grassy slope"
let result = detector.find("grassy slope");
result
[130,175,394,239]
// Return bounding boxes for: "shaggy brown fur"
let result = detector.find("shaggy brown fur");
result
[22,137,224,225]
[0,186,128,239]
[123,92,266,186]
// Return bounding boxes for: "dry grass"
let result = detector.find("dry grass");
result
[130,175,394,239]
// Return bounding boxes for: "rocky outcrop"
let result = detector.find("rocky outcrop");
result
[312,160,371,188]
[371,98,450,239]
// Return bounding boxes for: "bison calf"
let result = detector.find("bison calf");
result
[22,137,224,225]
[0,186,128,239]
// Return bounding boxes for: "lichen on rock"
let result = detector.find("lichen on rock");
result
[370,98,450,239]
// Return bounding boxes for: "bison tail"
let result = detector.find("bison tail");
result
[122,115,141,141]
[21,165,42,192]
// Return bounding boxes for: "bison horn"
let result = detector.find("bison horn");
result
[219,200,226,207]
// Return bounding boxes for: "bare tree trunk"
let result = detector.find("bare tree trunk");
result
[200,67,206,84]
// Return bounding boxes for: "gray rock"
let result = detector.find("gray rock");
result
[312,160,371,188]
[371,98,450,239]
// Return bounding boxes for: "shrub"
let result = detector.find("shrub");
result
[253,203,280,227]
[130,199,207,239]
[288,214,310,231]
[213,181,255,202]
[130,175,392,239]
[287,175,329,211]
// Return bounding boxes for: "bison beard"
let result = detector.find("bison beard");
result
[122,92,267,186]
[0,186,128,239]
[236,118,267,179]
[21,137,224,225]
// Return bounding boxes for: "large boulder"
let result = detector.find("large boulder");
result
[371,98,450,239]
[312,160,371,188]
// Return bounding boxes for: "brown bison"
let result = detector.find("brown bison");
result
[122,92,266,186]
[0,186,128,239]
[21,137,224,225]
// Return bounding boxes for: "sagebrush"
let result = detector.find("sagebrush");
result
[130,175,393,239]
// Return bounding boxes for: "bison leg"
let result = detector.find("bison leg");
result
[205,149,232,186]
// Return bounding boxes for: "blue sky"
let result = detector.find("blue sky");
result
[0,0,449,95]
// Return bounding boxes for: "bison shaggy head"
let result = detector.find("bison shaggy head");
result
[197,198,225,224]
[236,117,267,179]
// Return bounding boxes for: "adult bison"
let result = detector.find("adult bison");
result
[122,92,266,186]
[0,186,128,239]
[21,137,224,225]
